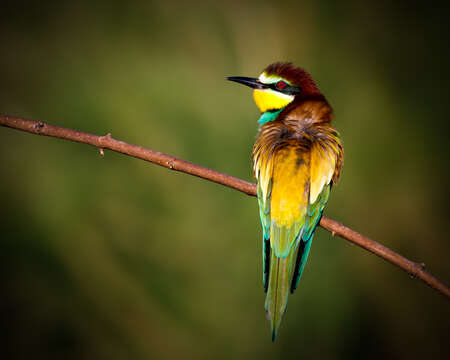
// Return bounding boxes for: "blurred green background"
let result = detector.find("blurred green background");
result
[1,1,449,359]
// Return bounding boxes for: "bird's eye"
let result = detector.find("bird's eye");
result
[276,81,287,90]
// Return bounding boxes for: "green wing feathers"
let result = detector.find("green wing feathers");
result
[291,184,331,292]
[290,139,341,292]
[257,181,272,291]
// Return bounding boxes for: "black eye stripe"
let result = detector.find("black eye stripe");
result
[267,82,302,95]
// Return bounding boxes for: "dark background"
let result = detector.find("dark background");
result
[1,1,449,359]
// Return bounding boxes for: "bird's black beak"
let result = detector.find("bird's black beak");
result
[227,76,266,90]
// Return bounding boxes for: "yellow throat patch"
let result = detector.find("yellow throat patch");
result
[253,89,294,113]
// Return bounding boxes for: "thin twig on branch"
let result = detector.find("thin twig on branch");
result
[1,114,449,299]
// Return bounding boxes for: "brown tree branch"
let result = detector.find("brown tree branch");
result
[1,114,449,299]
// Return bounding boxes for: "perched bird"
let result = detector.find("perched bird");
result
[227,63,343,340]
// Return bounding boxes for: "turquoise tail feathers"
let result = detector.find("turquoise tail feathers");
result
[290,236,313,293]
[291,184,331,292]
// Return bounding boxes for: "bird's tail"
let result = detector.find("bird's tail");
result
[264,246,298,341]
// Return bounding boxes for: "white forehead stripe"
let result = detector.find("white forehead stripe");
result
[259,73,281,84]
[259,72,292,85]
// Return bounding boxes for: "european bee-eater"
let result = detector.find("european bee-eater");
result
[228,63,343,340]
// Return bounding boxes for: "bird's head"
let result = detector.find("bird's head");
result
[227,62,321,113]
